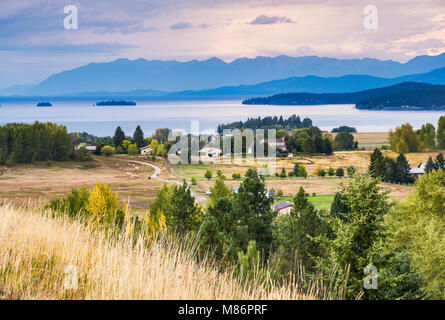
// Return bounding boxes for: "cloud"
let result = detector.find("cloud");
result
[248,14,295,25]
[93,24,158,34]
[170,21,192,30]
[399,38,445,50]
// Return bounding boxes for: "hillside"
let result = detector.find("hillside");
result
[0,205,316,300]
[21,53,445,96]
[356,88,445,110]
[242,82,445,109]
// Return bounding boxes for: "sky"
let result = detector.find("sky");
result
[0,0,445,89]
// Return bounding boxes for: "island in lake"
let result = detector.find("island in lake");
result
[36,102,53,107]
[242,82,445,110]
[95,100,136,106]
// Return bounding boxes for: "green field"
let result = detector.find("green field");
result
[273,194,335,211]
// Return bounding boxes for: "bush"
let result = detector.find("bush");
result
[327,167,335,176]
[74,147,92,162]
[335,167,345,177]
[128,143,139,155]
[288,171,294,177]
[232,171,241,180]
[115,146,124,154]
[101,146,114,156]
[204,170,213,180]
[347,165,356,177]
[297,165,308,178]
[191,177,197,185]
[280,167,286,178]
[317,169,326,177]
[46,183,126,230]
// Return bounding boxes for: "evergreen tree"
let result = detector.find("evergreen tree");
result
[334,131,356,150]
[133,125,144,149]
[394,153,413,184]
[321,174,390,299]
[293,187,309,215]
[233,168,276,255]
[323,137,333,155]
[330,192,351,222]
[164,181,201,234]
[368,148,386,178]
[200,197,246,261]
[436,153,445,170]
[273,199,329,275]
[113,126,125,148]
[293,163,300,176]
[303,137,316,155]
[424,156,436,174]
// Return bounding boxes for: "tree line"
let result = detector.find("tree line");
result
[389,116,445,152]
[0,122,72,165]
[217,114,313,134]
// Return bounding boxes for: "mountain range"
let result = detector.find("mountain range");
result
[3,53,445,97]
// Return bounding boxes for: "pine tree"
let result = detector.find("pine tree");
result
[330,192,351,222]
[368,148,386,178]
[395,153,413,184]
[293,187,309,215]
[113,126,125,148]
[233,168,275,255]
[425,156,436,174]
[164,181,201,234]
[133,125,144,149]
[436,153,445,170]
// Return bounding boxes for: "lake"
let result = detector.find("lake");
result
[0,100,444,136]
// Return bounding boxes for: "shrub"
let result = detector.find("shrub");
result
[335,167,345,177]
[191,177,197,185]
[128,143,139,155]
[298,165,308,178]
[74,147,92,162]
[280,167,286,178]
[204,170,213,180]
[232,171,241,180]
[46,183,126,230]
[101,146,114,156]
[347,165,356,177]
[327,167,335,176]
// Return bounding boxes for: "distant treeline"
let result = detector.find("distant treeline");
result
[0,122,72,165]
[356,89,445,110]
[217,114,312,134]
[242,82,445,110]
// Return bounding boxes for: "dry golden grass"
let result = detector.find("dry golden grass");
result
[0,156,170,211]
[0,205,327,300]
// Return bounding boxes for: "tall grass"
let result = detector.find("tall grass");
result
[0,204,333,300]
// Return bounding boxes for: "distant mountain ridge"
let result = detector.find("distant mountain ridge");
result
[18,53,445,96]
[242,82,445,110]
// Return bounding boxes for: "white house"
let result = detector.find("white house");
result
[140,146,152,155]
[409,162,427,178]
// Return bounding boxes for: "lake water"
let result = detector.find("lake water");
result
[0,100,444,136]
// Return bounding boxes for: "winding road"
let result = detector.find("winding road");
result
[128,160,207,204]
